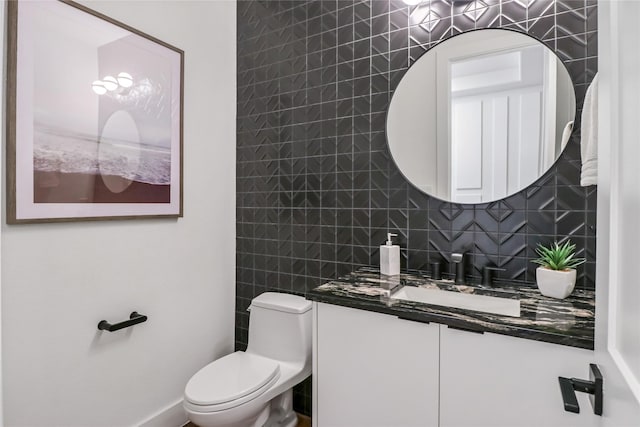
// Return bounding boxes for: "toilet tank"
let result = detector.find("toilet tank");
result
[246,292,312,364]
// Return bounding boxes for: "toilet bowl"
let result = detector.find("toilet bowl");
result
[184,292,312,427]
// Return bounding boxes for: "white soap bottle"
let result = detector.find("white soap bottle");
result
[380,233,400,276]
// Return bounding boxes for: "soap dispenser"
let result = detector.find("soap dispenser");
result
[380,233,400,276]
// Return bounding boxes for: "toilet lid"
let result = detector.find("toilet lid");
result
[185,352,280,406]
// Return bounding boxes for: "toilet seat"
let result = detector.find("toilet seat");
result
[184,352,280,413]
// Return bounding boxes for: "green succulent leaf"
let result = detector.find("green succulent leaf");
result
[531,240,585,271]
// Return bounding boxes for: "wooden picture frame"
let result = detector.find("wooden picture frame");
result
[6,0,184,223]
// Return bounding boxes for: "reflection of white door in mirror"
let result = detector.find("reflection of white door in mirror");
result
[448,45,547,202]
[387,29,576,204]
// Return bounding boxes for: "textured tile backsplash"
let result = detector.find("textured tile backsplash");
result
[236,0,597,415]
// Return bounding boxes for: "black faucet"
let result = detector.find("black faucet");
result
[452,252,466,285]
[482,266,506,287]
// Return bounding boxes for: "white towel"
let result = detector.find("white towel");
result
[580,73,598,186]
[561,120,574,150]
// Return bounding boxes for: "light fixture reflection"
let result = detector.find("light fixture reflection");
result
[91,80,107,95]
[91,71,134,95]
[103,75,118,91]
[403,0,424,5]
[117,72,133,88]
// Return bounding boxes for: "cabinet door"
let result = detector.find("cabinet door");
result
[440,326,600,427]
[314,303,439,427]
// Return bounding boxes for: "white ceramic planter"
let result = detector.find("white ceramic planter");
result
[535,267,576,299]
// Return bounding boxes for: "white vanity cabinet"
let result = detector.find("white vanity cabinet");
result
[439,326,599,427]
[313,302,599,427]
[313,302,440,427]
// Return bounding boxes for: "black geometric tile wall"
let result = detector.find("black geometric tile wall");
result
[236,0,597,415]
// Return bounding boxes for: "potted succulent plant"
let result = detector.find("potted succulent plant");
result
[532,240,585,299]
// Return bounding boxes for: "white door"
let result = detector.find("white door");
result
[592,1,640,425]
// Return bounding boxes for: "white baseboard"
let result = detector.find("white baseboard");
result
[137,398,187,427]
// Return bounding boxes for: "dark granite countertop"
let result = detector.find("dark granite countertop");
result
[306,267,595,350]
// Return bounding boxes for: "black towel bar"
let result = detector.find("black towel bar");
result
[98,311,147,332]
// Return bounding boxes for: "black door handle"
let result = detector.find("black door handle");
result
[558,364,603,415]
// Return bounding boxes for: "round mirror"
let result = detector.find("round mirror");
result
[387,29,576,204]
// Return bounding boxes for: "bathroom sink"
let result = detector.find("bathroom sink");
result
[390,286,521,317]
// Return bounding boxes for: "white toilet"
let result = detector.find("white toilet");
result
[184,292,312,427]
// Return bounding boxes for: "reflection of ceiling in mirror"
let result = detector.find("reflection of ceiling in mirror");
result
[450,45,544,95]
[451,50,523,92]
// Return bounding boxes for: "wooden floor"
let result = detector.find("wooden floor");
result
[297,414,312,427]
[186,413,311,427]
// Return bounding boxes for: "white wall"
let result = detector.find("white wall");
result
[1,1,236,426]
[0,0,4,422]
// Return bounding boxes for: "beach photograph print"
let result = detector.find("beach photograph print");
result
[7,0,183,223]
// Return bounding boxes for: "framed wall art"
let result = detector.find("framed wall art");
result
[6,0,184,223]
